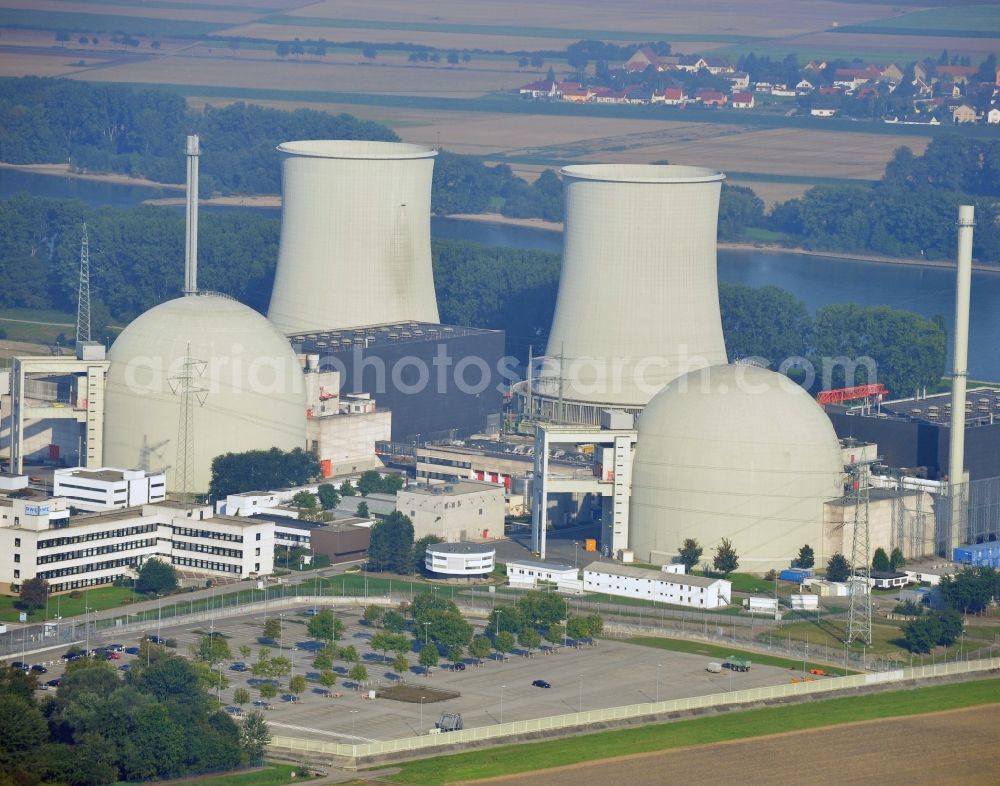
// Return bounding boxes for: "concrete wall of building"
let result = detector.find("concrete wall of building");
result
[307,409,391,476]
[311,526,371,564]
[823,490,938,564]
[396,484,505,541]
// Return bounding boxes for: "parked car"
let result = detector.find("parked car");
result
[30,664,47,674]
[145,635,165,645]
[45,678,61,689]
[10,661,29,672]
[303,608,320,617]
[124,646,140,656]
[106,643,124,653]
[118,664,131,672]
[106,650,121,660]
[449,662,466,671]
[229,662,249,672]
[224,705,242,716]
[531,679,552,689]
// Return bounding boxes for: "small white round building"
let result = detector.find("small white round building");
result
[424,541,496,579]
[103,293,307,493]
[629,364,845,571]
[267,140,440,335]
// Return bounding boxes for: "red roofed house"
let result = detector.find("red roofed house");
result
[625,46,660,73]
[696,89,727,106]
[937,65,978,85]
[731,91,754,109]
[653,86,686,105]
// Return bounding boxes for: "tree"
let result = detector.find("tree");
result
[902,615,938,653]
[890,547,906,571]
[872,547,891,573]
[356,501,370,519]
[518,627,541,655]
[531,54,545,69]
[233,687,251,712]
[585,615,604,637]
[544,623,565,646]
[317,483,340,510]
[312,645,334,671]
[340,480,357,497]
[418,645,439,673]
[348,664,368,686]
[678,539,703,572]
[258,682,278,700]
[363,604,384,627]
[518,56,529,68]
[494,630,515,659]
[712,538,739,577]
[462,52,471,63]
[18,577,47,610]
[392,653,410,679]
[228,38,240,56]
[469,635,492,663]
[307,609,344,644]
[383,609,407,633]
[319,670,337,695]
[288,674,307,701]
[293,490,318,519]
[136,558,177,594]
[239,645,252,661]
[241,710,271,763]
[276,42,290,58]
[796,544,815,569]
[193,634,231,666]
[826,553,851,583]
[268,656,292,685]
[362,45,377,61]
[338,645,359,664]
[209,448,319,500]
[367,512,415,572]
[566,616,590,641]
[262,618,282,643]
[413,534,443,572]
[55,30,70,45]
[447,51,460,65]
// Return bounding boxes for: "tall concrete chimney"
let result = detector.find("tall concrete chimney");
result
[949,204,974,552]
[184,134,200,295]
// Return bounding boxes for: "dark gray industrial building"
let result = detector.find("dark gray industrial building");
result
[290,322,506,444]
[828,387,1000,480]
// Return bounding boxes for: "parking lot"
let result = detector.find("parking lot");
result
[8,602,806,743]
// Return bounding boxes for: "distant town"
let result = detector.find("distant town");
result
[519,46,1000,125]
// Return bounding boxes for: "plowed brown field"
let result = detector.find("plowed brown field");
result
[467,704,1000,786]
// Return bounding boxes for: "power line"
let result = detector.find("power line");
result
[76,223,91,343]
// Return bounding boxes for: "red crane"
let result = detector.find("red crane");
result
[816,384,888,406]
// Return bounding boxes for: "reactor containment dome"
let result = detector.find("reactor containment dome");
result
[267,140,440,335]
[103,293,307,492]
[528,164,729,424]
[629,364,844,572]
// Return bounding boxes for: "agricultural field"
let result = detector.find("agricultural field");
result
[472,704,1000,786]
[834,5,1000,38]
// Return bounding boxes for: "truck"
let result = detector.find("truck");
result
[723,655,751,672]
[705,662,723,673]
[436,713,464,732]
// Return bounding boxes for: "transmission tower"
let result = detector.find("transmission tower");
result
[168,344,207,501]
[76,223,91,343]
[845,455,879,645]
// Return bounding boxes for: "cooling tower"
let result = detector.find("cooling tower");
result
[531,164,728,424]
[267,140,440,334]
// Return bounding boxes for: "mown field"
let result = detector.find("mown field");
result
[834,5,1000,37]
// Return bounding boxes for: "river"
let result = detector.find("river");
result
[2,168,998,380]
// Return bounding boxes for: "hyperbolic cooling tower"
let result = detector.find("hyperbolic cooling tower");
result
[534,164,729,420]
[267,140,440,334]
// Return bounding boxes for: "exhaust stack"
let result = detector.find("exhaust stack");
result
[184,134,200,295]
[949,204,974,552]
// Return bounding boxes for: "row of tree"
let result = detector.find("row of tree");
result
[676,538,740,576]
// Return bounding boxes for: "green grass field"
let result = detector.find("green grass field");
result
[833,6,1000,37]
[625,635,854,674]
[384,678,1000,785]
[0,585,135,623]
[0,9,230,36]
[257,15,762,44]
[113,763,306,786]
[0,307,75,344]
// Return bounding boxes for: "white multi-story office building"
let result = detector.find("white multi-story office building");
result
[52,467,166,512]
[0,495,275,594]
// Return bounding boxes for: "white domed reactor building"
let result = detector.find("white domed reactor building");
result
[629,364,844,571]
[103,294,306,493]
[267,140,440,334]
[522,164,729,424]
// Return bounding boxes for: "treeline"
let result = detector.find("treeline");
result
[0,653,262,785]
[0,193,945,393]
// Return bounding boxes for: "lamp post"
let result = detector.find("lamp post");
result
[573,541,579,569]
[496,609,503,638]
[578,674,583,713]
[420,696,425,731]
[350,709,359,737]
[656,663,662,702]
[500,684,505,724]
[156,594,163,642]
[423,622,431,646]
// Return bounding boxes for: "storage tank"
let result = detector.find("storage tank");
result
[104,294,306,493]
[629,364,844,572]
[531,164,728,424]
[267,140,440,334]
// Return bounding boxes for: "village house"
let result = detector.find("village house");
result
[988,107,1000,124]
[518,80,559,99]
[951,104,977,123]
[655,86,686,105]
[724,71,750,91]
[696,89,727,106]
[731,91,754,109]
